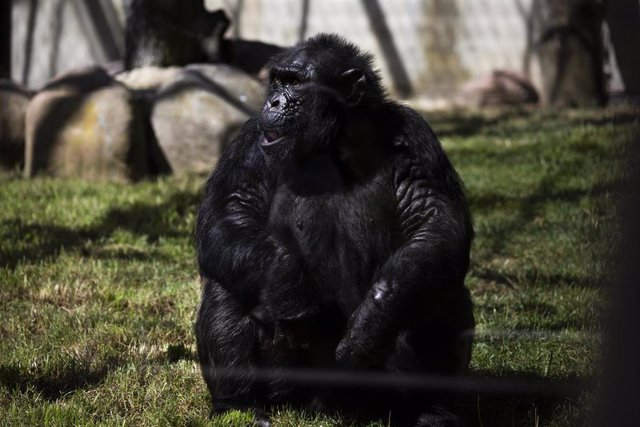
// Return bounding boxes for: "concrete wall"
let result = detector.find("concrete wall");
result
[205,0,540,101]
[11,0,123,89]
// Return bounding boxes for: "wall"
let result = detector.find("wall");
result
[11,0,627,102]
[207,0,539,101]
[11,0,123,89]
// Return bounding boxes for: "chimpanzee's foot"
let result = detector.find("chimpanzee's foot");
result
[253,413,271,427]
[414,406,461,427]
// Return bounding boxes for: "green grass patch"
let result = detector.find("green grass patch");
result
[1,108,637,426]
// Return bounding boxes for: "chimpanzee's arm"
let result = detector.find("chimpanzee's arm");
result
[336,112,473,368]
[196,120,317,320]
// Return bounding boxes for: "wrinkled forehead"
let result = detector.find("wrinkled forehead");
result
[270,49,313,76]
[270,47,338,81]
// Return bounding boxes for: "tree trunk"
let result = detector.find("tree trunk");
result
[124,0,230,69]
[0,0,11,79]
[532,0,606,106]
[605,0,640,96]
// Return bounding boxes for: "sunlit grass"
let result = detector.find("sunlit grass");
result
[1,107,637,426]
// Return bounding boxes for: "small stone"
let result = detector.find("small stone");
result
[456,70,539,108]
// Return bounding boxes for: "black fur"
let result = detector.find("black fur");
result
[195,34,474,426]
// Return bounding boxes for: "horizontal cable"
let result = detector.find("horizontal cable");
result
[205,366,589,397]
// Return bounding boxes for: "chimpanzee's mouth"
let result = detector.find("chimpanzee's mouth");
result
[260,131,285,147]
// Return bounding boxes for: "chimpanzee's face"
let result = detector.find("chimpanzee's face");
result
[257,49,357,160]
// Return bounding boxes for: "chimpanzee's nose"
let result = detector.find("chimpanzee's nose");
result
[266,93,286,112]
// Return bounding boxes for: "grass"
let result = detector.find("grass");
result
[0,107,637,426]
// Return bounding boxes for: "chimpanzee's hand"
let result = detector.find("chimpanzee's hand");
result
[262,256,319,322]
[273,319,313,350]
[335,297,396,369]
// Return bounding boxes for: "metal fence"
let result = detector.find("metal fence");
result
[11,0,626,103]
[214,0,534,99]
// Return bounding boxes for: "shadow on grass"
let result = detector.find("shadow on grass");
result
[0,189,201,269]
[254,370,587,427]
[269,368,588,427]
[457,391,581,427]
[468,172,606,272]
[0,342,197,402]
[454,367,589,427]
[472,264,603,289]
[427,109,531,138]
[426,108,638,139]
[0,363,113,401]
[446,138,626,289]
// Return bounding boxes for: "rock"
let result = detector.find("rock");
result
[456,70,540,108]
[115,66,182,92]
[114,66,188,176]
[0,80,31,172]
[25,66,147,181]
[150,64,264,174]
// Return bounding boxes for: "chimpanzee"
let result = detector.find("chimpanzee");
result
[195,34,474,426]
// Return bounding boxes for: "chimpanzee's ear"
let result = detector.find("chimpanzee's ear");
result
[340,68,366,105]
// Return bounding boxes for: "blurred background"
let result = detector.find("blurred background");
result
[4,0,640,105]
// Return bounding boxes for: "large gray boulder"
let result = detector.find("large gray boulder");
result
[25,66,147,181]
[0,80,31,173]
[150,64,264,174]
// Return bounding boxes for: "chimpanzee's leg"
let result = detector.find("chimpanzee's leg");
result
[196,279,272,420]
[196,278,312,425]
[384,293,474,427]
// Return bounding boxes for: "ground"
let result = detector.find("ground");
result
[0,108,637,426]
